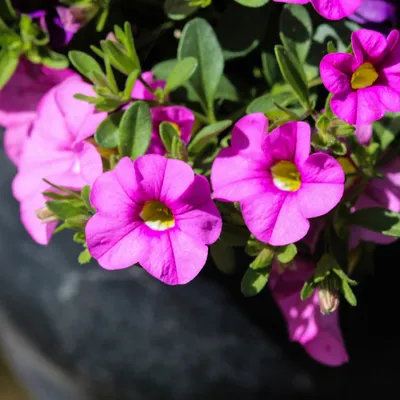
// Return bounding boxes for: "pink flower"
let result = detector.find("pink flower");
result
[320,29,400,125]
[351,157,400,247]
[12,76,106,245]
[273,0,362,20]
[355,124,373,145]
[149,106,195,155]
[211,114,345,246]
[85,155,222,285]
[131,71,166,101]
[269,258,349,366]
[0,59,75,165]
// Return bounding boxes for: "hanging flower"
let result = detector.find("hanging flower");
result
[350,157,400,247]
[273,0,362,20]
[320,29,400,125]
[269,258,349,366]
[0,59,75,165]
[85,155,222,285]
[211,114,344,246]
[12,76,106,245]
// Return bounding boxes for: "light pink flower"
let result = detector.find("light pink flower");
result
[131,71,166,101]
[86,155,222,285]
[149,106,195,154]
[273,0,362,20]
[320,29,400,125]
[211,114,345,246]
[355,124,373,145]
[0,59,75,165]
[12,76,106,245]
[269,258,349,366]
[351,157,400,247]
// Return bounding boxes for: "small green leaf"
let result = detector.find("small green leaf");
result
[124,69,140,98]
[215,75,239,101]
[95,111,123,148]
[104,39,135,75]
[0,51,18,90]
[340,279,357,306]
[119,101,152,159]
[40,50,69,70]
[73,232,86,244]
[160,122,180,153]
[276,243,297,264]
[234,0,269,7]
[301,280,316,300]
[164,0,199,20]
[314,253,336,283]
[124,22,141,72]
[210,240,236,274]
[165,57,198,94]
[241,267,270,297]
[78,248,92,264]
[274,45,309,108]
[64,215,89,231]
[69,51,103,80]
[188,120,232,152]
[250,247,274,270]
[171,135,188,161]
[220,223,249,246]
[327,41,337,53]
[261,52,279,87]
[331,140,347,156]
[349,208,400,237]
[246,92,296,115]
[81,186,95,213]
[46,199,87,220]
[245,237,266,257]
[332,267,358,286]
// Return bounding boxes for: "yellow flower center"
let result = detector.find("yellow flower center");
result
[140,201,175,231]
[351,63,378,90]
[271,161,301,192]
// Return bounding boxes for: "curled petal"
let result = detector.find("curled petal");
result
[320,53,355,95]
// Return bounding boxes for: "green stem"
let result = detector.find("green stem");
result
[308,77,322,88]
[206,102,217,124]
[192,110,209,124]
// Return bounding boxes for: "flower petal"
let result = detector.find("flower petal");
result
[297,153,344,218]
[312,0,362,20]
[320,53,355,95]
[242,191,309,246]
[131,72,165,101]
[76,141,103,186]
[3,120,33,166]
[351,29,388,64]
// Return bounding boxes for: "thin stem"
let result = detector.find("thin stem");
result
[206,102,217,124]
[192,110,209,124]
[308,77,322,88]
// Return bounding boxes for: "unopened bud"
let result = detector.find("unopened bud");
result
[318,278,339,315]
[35,207,58,224]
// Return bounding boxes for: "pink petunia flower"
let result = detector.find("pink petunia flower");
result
[131,71,166,101]
[350,156,400,247]
[149,106,195,155]
[320,29,400,125]
[85,155,222,285]
[273,0,362,20]
[211,114,345,246]
[269,257,349,366]
[0,59,75,165]
[12,76,106,245]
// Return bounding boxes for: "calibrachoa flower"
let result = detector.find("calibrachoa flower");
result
[351,157,400,247]
[211,114,345,246]
[273,0,362,20]
[0,59,74,165]
[269,258,349,366]
[349,0,396,25]
[149,106,195,154]
[12,76,106,244]
[320,29,400,125]
[85,155,222,285]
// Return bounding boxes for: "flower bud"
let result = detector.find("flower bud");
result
[318,278,339,315]
[35,206,58,224]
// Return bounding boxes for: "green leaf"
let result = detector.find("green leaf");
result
[340,279,357,306]
[274,45,309,108]
[246,92,296,115]
[40,50,69,70]
[124,69,140,98]
[250,247,274,270]
[178,18,224,111]
[78,248,92,264]
[314,253,336,283]
[188,120,232,153]
[215,75,239,101]
[279,4,312,63]
[69,51,103,80]
[171,135,189,161]
[301,280,316,300]
[241,267,270,297]
[276,244,297,264]
[104,39,136,75]
[349,208,400,237]
[332,267,357,286]
[164,0,199,21]
[330,140,347,156]
[124,22,141,72]
[159,122,180,153]
[165,57,198,94]
[234,0,269,7]
[0,51,18,90]
[95,111,123,148]
[220,223,249,246]
[64,215,89,231]
[119,101,152,159]
[261,52,279,87]
[46,200,87,220]
[81,186,95,213]
[245,237,266,257]
[210,240,236,274]
[73,232,86,244]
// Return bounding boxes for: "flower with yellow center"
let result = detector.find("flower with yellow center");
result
[351,62,378,90]
[140,200,175,231]
[271,161,301,192]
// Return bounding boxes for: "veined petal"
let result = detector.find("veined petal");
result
[320,53,355,95]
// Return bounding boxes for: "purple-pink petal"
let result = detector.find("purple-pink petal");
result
[131,72,166,101]
[320,53,355,95]
[351,29,389,64]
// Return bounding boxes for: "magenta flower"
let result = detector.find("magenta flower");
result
[12,76,106,245]
[350,157,400,247]
[349,0,396,25]
[211,114,345,246]
[269,258,349,366]
[355,124,373,145]
[0,59,75,165]
[273,0,362,20]
[320,29,400,125]
[149,106,195,154]
[131,72,166,101]
[85,155,222,285]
